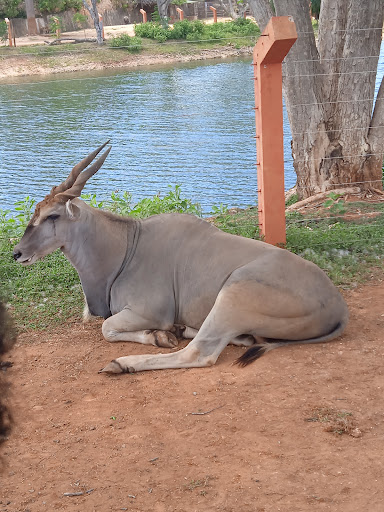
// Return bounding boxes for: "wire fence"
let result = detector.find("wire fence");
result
[0,20,384,258]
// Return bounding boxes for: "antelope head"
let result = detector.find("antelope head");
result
[13,141,111,265]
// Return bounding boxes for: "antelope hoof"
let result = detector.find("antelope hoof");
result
[99,360,135,374]
[153,330,178,348]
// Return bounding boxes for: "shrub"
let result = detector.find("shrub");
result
[109,34,142,52]
[134,21,170,42]
[134,18,259,43]
[37,0,82,14]
[82,186,201,218]
[49,15,63,35]
[0,0,24,19]
[0,20,7,43]
[229,18,260,36]
[72,12,88,30]
[170,19,204,39]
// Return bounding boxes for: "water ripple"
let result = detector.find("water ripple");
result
[7,52,378,213]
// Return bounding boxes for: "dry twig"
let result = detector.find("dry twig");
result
[187,404,225,416]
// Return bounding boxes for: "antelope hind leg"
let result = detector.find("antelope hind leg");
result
[102,309,178,348]
[99,295,242,374]
[100,283,264,374]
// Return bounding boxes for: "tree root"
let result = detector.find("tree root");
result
[285,187,361,212]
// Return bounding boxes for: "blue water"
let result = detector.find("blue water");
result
[0,41,383,214]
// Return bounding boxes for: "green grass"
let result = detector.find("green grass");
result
[0,186,201,330]
[0,241,81,330]
[1,192,384,331]
[0,19,258,67]
[212,202,384,286]
[134,18,260,45]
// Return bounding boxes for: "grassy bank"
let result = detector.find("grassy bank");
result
[0,19,259,78]
[1,188,384,331]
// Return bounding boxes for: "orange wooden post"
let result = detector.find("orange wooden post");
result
[176,7,184,21]
[253,16,297,246]
[98,14,104,39]
[5,18,13,47]
[209,6,217,23]
[140,9,147,23]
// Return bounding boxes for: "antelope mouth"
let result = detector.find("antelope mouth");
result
[19,254,37,266]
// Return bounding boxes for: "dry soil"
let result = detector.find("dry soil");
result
[1,277,384,512]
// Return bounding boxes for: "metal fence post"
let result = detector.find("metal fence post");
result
[253,16,297,246]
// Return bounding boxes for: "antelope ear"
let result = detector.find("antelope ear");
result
[65,200,80,220]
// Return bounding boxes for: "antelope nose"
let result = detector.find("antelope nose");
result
[13,250,22,261]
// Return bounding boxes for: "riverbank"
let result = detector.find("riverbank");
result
[0,19,254,79]
[0,44,253,79]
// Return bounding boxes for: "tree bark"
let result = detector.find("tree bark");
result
[82,0,103,45]
[157,0,172,24]
[218,0,249,19]
[248,0,384,199]
[25,0,38,36]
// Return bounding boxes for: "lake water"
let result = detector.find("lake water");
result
[0,44,383,215]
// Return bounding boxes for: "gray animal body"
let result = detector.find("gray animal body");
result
[13,143,348,374]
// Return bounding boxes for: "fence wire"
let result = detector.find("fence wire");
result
[1,19,384,256]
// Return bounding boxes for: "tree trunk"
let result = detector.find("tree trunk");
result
[82,0,103,45]
[157,0,172,24]
[218,0,249,19]
[25,0,38,36]
[248,0,384,199]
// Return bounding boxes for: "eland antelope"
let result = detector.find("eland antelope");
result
[13,142,349,374]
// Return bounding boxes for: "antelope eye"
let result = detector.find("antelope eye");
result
[46,214,60,221]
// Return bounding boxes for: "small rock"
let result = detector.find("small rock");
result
[350,428,362,438]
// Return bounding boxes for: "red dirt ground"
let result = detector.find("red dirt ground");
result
[1,277,384,512]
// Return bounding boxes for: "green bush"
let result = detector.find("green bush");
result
[228,17,259,34]
[134,18,259,42]
[0,187,201,329]
[109,34,143,52]
[0,0,24,19]
[0,20,7,42]
[72,12,87,29]
[169,19,204,39]
[49,15,63,35]
[134,21,170,42]
[37,0,82,14]
[83,185,202,218]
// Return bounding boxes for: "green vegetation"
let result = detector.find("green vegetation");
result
[210,200,384,286]
[0,187,201,330]
[0,0,82,18]
[109,34,143,53]
[1,189,383,331]
[0,18,257,62]
[49,15,63,36]
[82,185,202,217]
[134,18,260,44]
[72,12,88,30]
[0,19,7,42]
[0,0,24,19]
[37,0,82,14]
